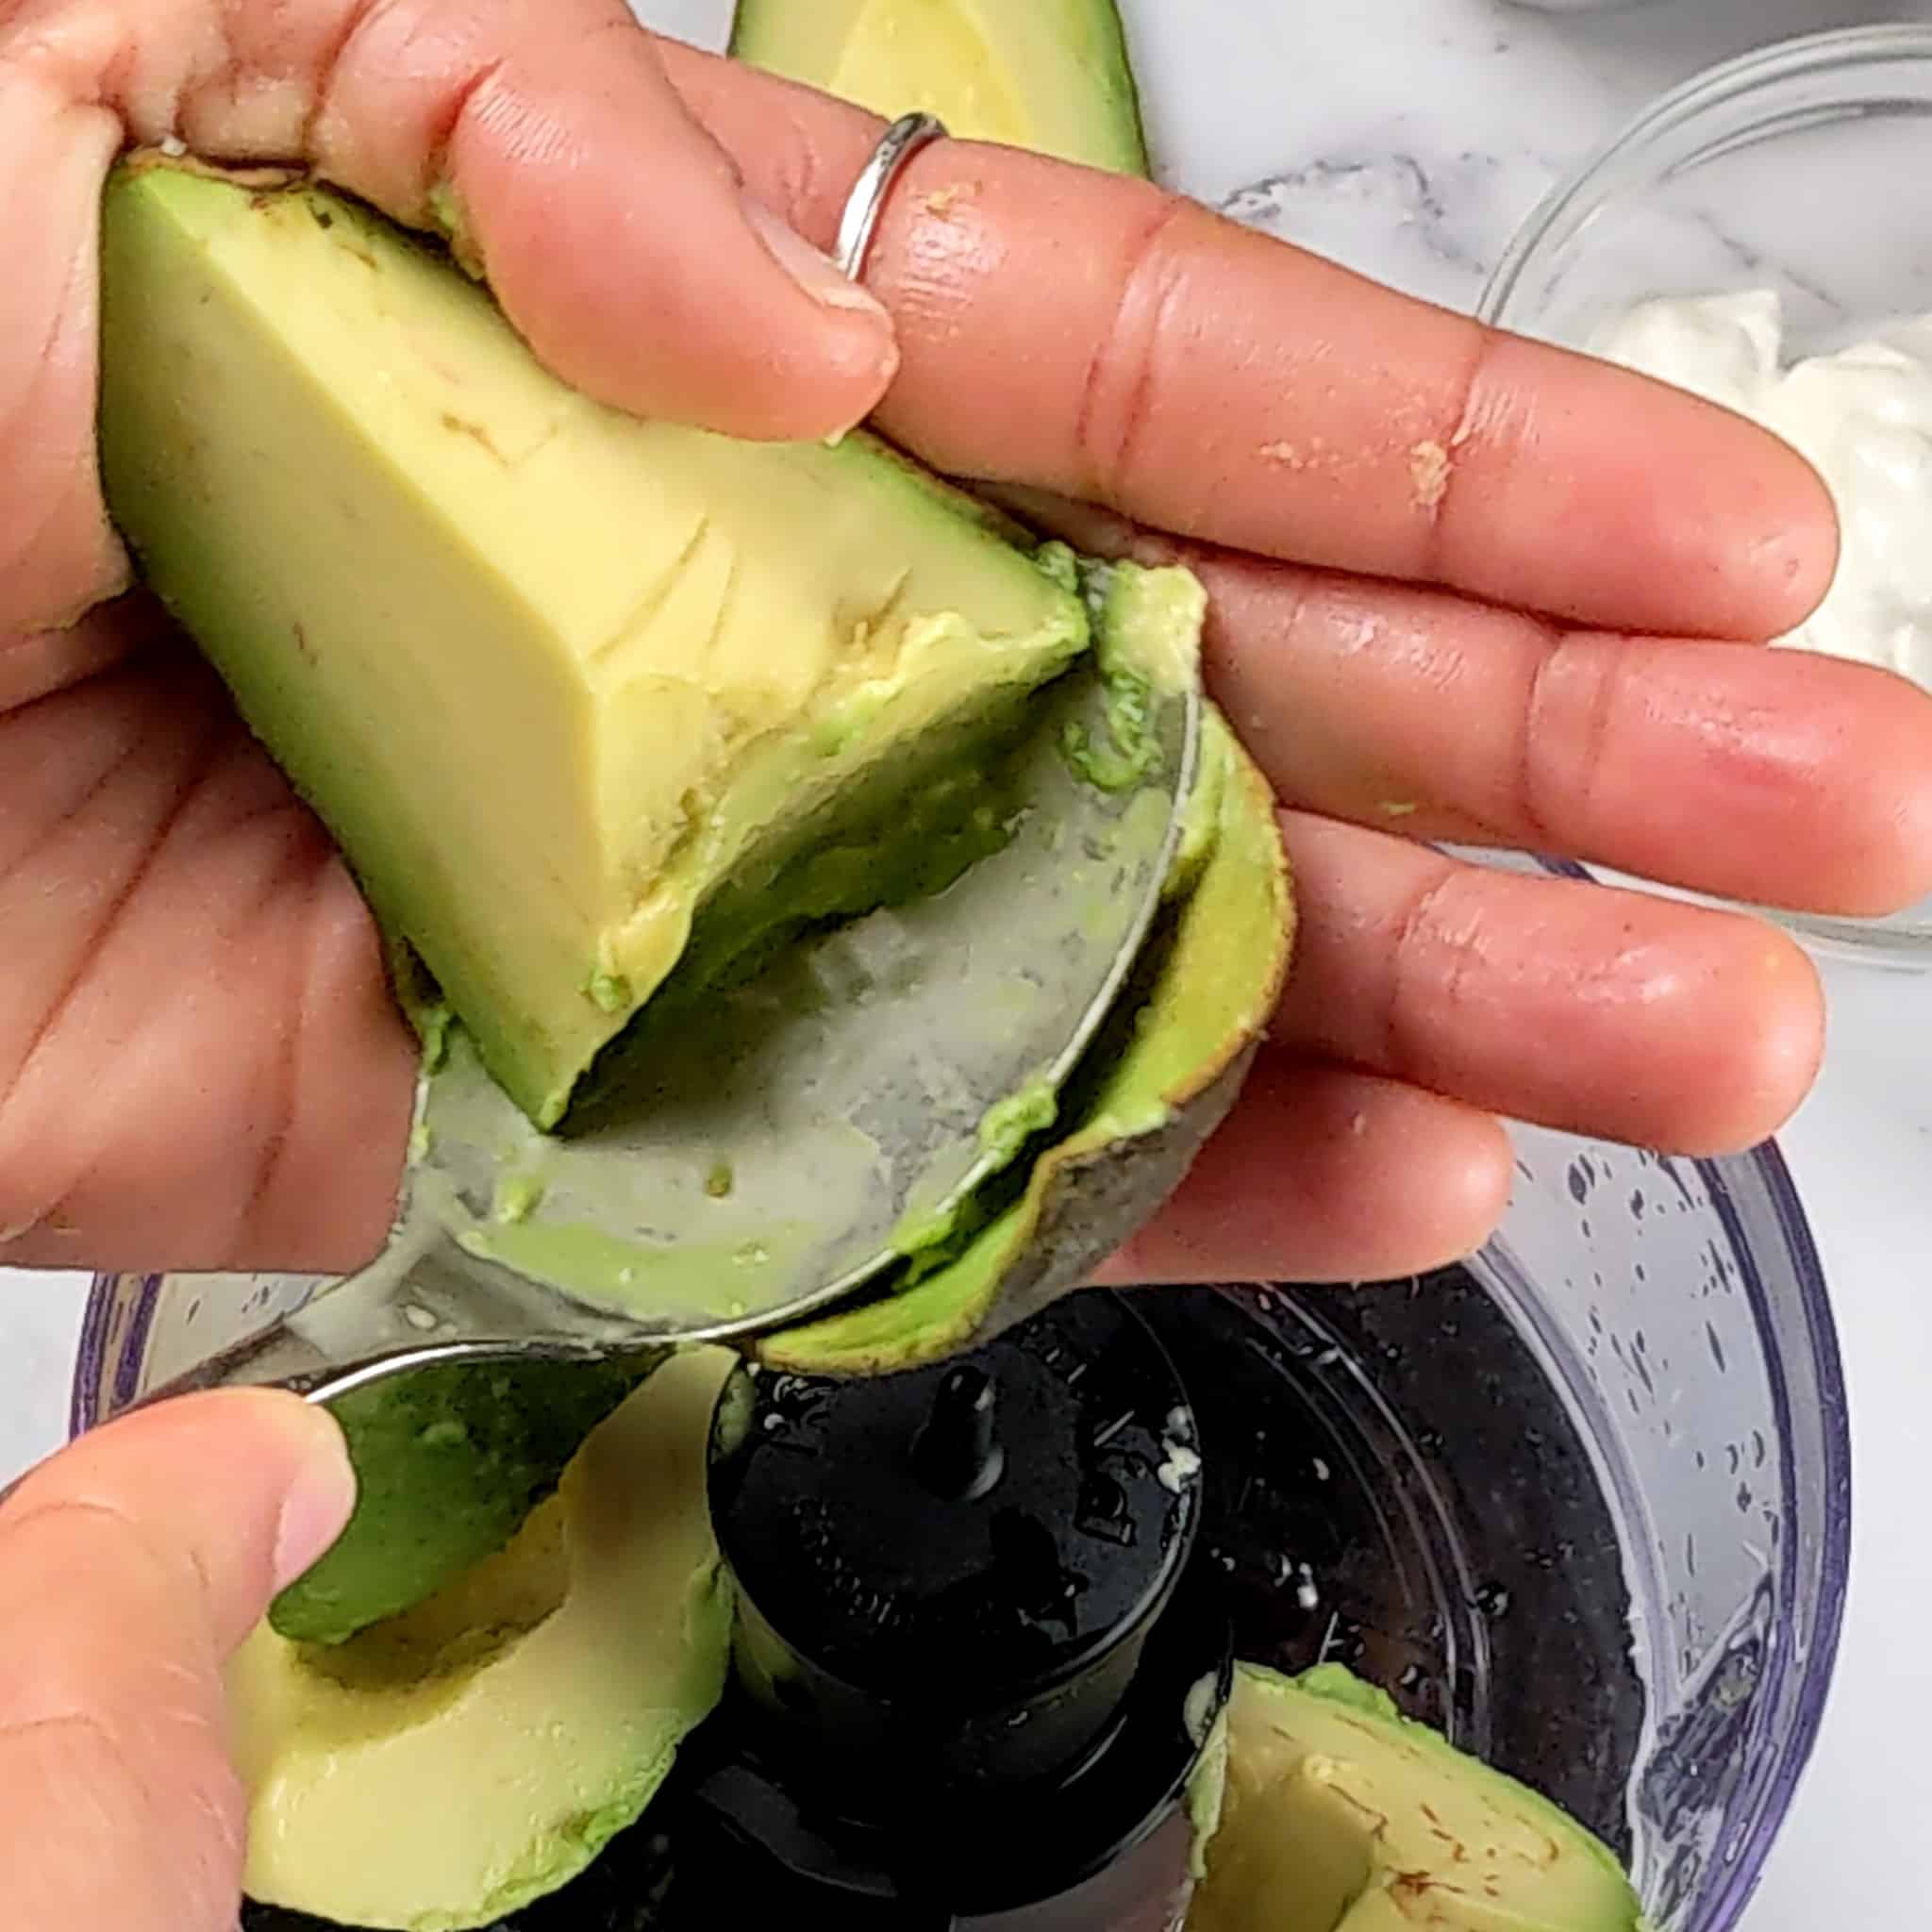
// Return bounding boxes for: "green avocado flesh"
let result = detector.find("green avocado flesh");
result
[1189,1664,1648,1932]
[232,1349,736,1932]
[268,1354,659,1646]
[731,0,1151,176]
[96,158,1089,1127]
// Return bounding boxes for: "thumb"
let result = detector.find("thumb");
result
[0,1391,356,1932]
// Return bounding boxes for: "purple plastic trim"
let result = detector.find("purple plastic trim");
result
[66,1273,116,1439]
[1699,1140,1852,1929]
[1526,854,1853,1931]
[69,1271,162,1440]
[113,1274,162,1413]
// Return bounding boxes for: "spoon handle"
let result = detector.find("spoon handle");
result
[127,1188,647,1409]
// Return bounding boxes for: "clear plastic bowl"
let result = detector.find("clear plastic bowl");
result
[1480,25,1932,966]
[71,987,1850,1928]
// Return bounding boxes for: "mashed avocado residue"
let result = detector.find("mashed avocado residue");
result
[977,1081,1060,1164]
[1061,657,1160,792]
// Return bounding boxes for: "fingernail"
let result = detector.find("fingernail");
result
[741,193,891,320]
[271,1409,358,1592]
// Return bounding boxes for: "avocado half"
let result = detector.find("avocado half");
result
[1190,1664,1651,1932]
[757,695,1290,1377]
[731,0,1152,176]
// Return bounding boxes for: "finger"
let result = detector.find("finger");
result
[1093,1054,1513,1286]
[1271,812,1824,1156]
[992,488,1932,919]
[658,40,1836,641]
[0,600,141,712]
[0,0,895,641]
[0,60,131,631]
[280,0,895,435]
[0,643,414,1274]
[0,1391,354,1932]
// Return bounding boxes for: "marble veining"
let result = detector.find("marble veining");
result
[1214,147,1556,311]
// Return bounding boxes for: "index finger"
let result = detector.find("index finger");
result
[661,40,1837,642]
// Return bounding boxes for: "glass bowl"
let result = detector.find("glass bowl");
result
[72,1084,1849,1926]
[1480,25,1932,966]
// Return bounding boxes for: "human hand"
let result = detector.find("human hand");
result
[0,1391,354,1932]
[0,0,899,1267]
[6,12,1928,1286]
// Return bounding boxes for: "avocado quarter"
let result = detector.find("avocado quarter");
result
[731,0,1151,177]
[96,158,1090,1128]
[1189,1663,1650,1932]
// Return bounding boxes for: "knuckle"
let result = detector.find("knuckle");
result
[1516,629,1617,854]
[1383,864,1475,1077]
[1073,194,1191,507]
[1514,625,1584,848]
[1411,325,1494,580]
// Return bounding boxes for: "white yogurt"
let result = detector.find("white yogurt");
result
[1591,290,1932,687]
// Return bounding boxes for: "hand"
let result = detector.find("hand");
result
[5,10,1927,1286]
[0,1391,355,1932]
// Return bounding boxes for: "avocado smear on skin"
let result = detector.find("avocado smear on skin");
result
[1059,578,1166,793]
[977,1080,1059,1163]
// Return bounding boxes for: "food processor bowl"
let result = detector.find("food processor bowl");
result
[1481,25,1932,965]
[71,1100,1848,1932]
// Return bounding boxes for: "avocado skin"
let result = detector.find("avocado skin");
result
[270,1354,658,1646]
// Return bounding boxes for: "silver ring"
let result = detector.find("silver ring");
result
[833,111,949,284]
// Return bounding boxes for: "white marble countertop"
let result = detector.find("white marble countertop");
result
[8,1,1932,1925]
